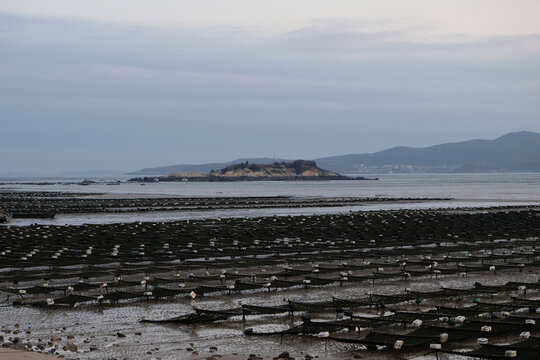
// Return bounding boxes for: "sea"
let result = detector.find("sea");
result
[1,173,540,226]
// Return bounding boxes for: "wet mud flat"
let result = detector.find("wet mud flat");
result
[1,208,540,359]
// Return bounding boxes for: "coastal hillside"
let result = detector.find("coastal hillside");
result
[129,160,369,182]
[209,160,340,178]
[128,131,540,175]
[315,131,540,173]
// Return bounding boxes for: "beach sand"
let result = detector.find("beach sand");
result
[0,348,59,360]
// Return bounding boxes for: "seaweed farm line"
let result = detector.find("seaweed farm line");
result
[9,200,540,227]
[1,208,540,359]
[1,189,539,227]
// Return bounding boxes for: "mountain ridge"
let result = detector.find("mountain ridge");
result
[128,131,540,175]
[315,131,540,173]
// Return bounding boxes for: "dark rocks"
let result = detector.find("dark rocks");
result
[274,351,295,360]
[63,343,78,352]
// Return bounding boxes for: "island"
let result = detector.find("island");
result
[128,160,376,182]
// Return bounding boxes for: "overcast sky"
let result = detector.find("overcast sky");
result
[1,1,539,174]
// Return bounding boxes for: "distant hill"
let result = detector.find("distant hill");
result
[129,160,370,182]
[128,158,291,175]
[314,131,540,173]
[207,160,343,179]
[128,131,540,175]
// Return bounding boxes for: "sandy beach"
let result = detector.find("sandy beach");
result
[0,348,59,360]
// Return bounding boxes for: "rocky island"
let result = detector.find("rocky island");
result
[128,160,376,182]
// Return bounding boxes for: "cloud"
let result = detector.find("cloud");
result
[0,13,539,173]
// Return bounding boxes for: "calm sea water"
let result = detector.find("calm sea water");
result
[2,173,540,200]
[1,173,540,225]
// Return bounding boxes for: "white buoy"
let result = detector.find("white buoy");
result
[439,333,449,343]
[477,338,489,345]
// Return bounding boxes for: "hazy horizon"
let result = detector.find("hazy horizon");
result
[0,130,537,177]
[1,1,539,174]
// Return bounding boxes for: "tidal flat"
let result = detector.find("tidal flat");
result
[1,193,540,359]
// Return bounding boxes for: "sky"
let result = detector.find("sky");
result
[1,1,539,174]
